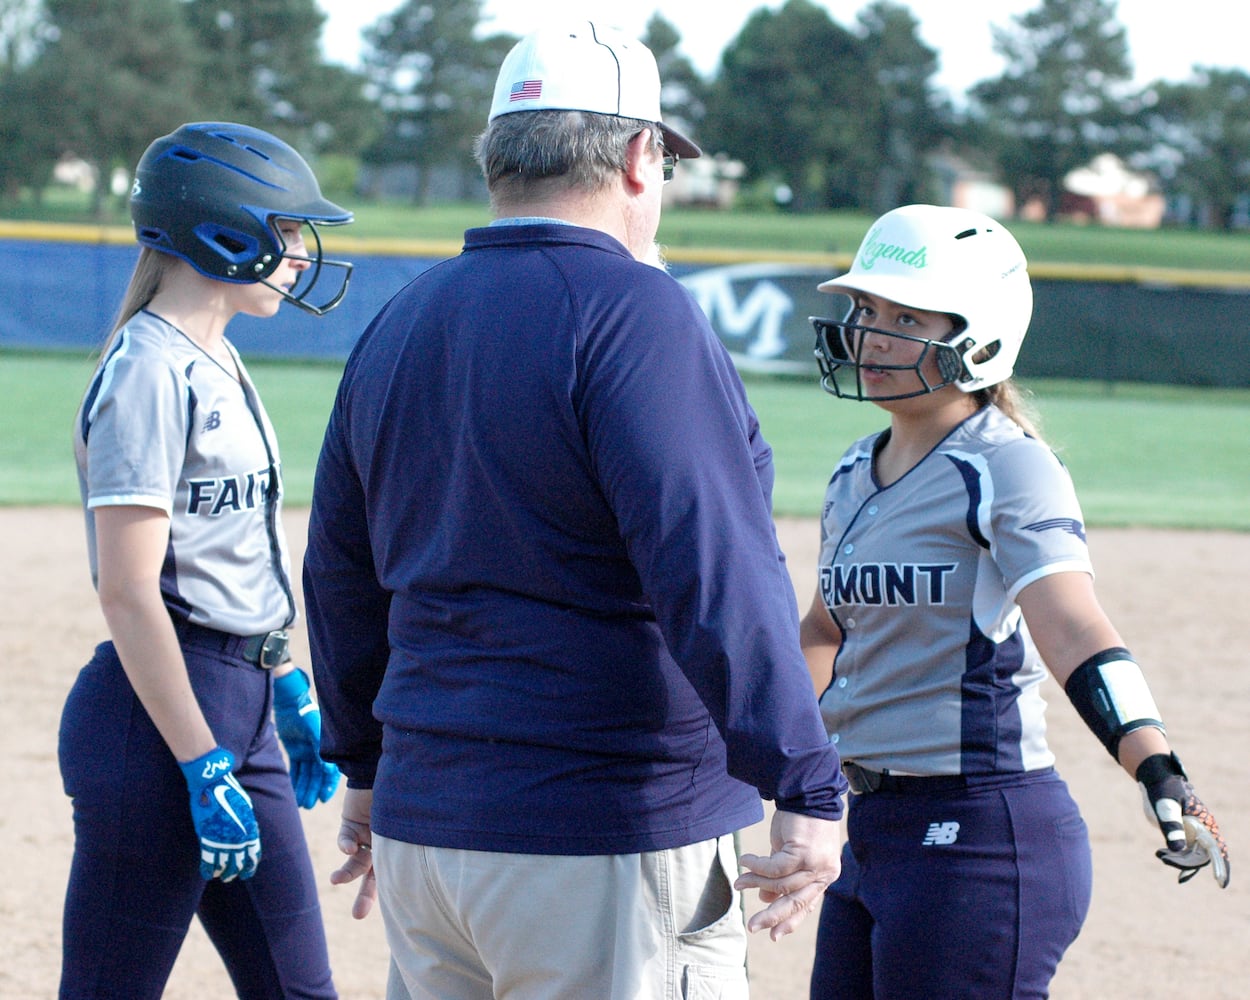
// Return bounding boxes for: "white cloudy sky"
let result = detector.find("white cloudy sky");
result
[317,0,1248,97]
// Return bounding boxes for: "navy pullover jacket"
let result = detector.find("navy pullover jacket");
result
[304,223,846,854]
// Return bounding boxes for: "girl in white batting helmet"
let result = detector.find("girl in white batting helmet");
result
[803,204,1228,1000]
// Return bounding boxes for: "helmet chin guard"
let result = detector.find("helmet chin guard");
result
[811,204,1032,399]
[810,316,968,401]
[130,122,354,315]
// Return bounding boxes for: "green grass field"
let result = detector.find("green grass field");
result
[10,189,1250,276]
[4,350,1247,529]
[5,195,1248,526]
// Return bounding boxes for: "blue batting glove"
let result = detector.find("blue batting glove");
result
[273,667,341,809]
[179,747,261,882]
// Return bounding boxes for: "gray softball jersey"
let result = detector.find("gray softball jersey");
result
[816,405,1092,776]
[74,310,295,635]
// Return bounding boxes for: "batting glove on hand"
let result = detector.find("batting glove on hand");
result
[179,747,261,882]
[273,667,340,809]
[1136,752,1230,888]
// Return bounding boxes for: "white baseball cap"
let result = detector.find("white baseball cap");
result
[488,21,701,159]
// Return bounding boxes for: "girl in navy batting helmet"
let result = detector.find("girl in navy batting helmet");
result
[803,204,1229,1000]
[59,122,351,999]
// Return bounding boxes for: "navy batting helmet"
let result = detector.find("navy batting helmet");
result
[129,122,353,315]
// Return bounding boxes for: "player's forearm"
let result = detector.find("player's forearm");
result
[1113,724,1172,778]
[799,601,840,696]
[800,636,837,696]
[101,600,216,761]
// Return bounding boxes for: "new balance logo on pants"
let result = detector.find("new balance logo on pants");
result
[922,821,960,845]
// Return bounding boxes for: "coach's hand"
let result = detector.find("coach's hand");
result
[331,786,378,920]
[273,667,341,809]
[735,810,842,940]
[1137,752,1230,888]
[179,746,261,882]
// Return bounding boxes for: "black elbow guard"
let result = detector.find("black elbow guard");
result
[1064,647,1165,761]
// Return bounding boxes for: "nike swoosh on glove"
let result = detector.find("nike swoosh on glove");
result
[273,667,341,809]
[1137,752,1230,888]
[179,747,261,881]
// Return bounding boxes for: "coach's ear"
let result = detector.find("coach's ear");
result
[622,128,660,194]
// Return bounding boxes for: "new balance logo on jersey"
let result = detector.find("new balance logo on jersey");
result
[922,821,960,846]
[204,410,222,432]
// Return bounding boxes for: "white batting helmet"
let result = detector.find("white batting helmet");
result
[811,204,1032,399]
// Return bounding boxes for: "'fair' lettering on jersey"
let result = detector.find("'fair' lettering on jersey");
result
[186,467,272,515]
[922,821,960,846]
[821,562,957,608]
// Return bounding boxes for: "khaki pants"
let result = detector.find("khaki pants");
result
[374,834,750,1000]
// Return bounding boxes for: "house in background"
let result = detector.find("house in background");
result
[663,153,746,209]
[930,149,1164,228]
[1057,153,1165,228]
[929,150,1016,218]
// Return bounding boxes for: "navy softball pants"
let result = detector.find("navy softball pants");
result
[58,639,336,999]
[810,769,1092,1000]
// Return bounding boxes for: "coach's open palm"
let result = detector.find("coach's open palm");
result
[331,786,378,920]
[734,810,842,940]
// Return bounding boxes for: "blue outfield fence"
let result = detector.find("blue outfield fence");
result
[3,224,1249,387]
[0,232,439,361]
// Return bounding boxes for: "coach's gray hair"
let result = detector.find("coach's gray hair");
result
[475,109,662,206]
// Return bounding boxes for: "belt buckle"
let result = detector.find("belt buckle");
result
[843,761,882,795]
[258,630,289,669]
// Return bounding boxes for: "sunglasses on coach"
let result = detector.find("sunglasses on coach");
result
[661,146,677,184]
[640,127,678,183]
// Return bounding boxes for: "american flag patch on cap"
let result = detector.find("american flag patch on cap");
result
[510,80,542,102]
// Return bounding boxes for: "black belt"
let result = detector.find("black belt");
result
[843,761,968,795]
[173,619,291,669]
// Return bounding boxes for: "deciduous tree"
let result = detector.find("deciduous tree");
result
[967,0,1131,220]
[361,0,512,203]
[856,0,949,212]
[1129,69,1250,229]
[703,0,862,211]
[181,0,379,156]
[0,0,59,199]
[34,0,200,214]
[643,13,707,150]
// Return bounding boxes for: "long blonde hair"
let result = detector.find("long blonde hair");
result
[976,379,1044,443]
[92,248,178,361]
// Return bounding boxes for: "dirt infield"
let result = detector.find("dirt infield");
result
[3,507,1245,999]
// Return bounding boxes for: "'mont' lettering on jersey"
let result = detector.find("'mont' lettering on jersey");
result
[186,466,273,515]
[821,562,957,607]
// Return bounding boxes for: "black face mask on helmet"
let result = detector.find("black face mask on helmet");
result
[129,122,354,315]
[810,308,970,402]
[809,204,1033,401]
